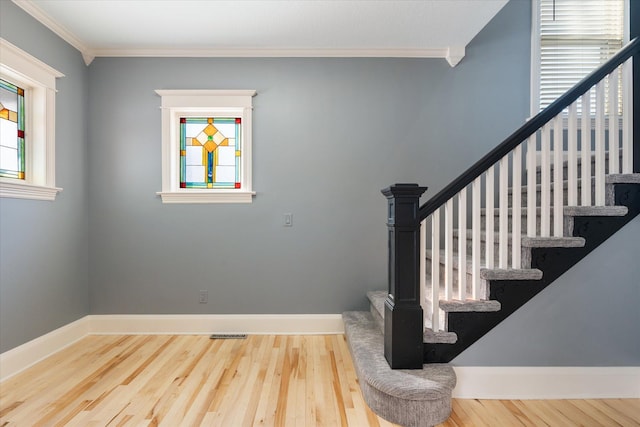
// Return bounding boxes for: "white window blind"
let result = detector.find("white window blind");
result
[538,0,624,112]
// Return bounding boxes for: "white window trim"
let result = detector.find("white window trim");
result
[0,38,63,201]
[530,0,542,117]
[530,0,630,118]
[155,90,256,204]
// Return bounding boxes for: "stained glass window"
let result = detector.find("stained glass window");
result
[0,79,25,180]
[156,89,254,203]
[180,117,242,189]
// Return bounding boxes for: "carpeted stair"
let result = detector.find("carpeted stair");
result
[343,303,456,427]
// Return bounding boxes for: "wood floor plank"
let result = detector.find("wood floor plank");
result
[459,399,495,427]
[583,398,640,426]
[2,335,639,426]
[475,399,526,426]
[499,400,540,427]
[546,398,602,426]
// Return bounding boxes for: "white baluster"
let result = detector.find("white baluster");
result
[444,199,453,301]
[609,70,620,175]
[622,60,633,174]
[457,189,467,300]
[567,102,578,206]
[581,92,592,206]
[553,114,563,237]
[512,145,522,269]
[527,135,537,237]
[485,167,495,269]
[595,80,606,205]
[431,209,440,332]
[472,177,481,299]
[540,123,551,236]
[499,156,509,268]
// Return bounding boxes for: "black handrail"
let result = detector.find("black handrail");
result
[418,36,640,220]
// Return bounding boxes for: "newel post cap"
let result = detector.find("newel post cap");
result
[381,183,428,199]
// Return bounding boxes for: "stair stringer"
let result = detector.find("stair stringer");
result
[423,180,640,363]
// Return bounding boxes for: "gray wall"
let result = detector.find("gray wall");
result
[453,215,640,366]
[87,1,530,315]
[0,2,89,353]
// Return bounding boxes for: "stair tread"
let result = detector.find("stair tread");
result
[480,268,543,281]
[439,299,501,312]
[521,236,585,248]
[454,229,586,248]
[425,248,548,278]
[366,290,386,318]
[606,173,640,184]
[424,329,458,344]
[481,204,628,214]
[564,205,628,216]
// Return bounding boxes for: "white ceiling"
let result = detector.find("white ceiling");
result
[12,0,509,66]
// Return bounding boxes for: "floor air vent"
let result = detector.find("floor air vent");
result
[209,334,248,339]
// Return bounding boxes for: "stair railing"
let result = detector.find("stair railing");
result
[382,36,639,369]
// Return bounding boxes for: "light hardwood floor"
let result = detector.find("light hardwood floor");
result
[0,334,638,426]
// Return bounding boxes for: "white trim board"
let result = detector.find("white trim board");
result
[452,366,640,399]
[88,314,345,336]
[2,316,639,400]
[0,317,90,382]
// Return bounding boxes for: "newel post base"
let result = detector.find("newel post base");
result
[381,183,427,369]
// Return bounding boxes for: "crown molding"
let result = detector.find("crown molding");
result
[446,46,466,67]
[11,0,465,66]
[91,47,455,61]
[12,0,95,65]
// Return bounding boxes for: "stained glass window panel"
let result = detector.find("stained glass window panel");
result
[0,79,25,179]
[180,117,241,189]
[217,146,235,166]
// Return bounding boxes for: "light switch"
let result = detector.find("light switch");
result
[283,213,293,227]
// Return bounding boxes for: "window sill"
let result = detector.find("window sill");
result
[156,190,255,204]
[0,180,62,201]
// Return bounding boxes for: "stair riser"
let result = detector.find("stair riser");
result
[424,258,489,299]
[425,257,472,294]
[452,233,513,268]
[424,303,446,333]
[481,210,562,236]
[534,153,621,183]
[507,180,596,207]
[369,303,384,334]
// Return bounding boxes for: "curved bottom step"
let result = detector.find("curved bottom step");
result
[343,311,456,427]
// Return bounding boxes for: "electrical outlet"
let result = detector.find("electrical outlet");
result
[199,290,208,304]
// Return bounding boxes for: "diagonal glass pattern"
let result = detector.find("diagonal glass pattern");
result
[180,117,242,189]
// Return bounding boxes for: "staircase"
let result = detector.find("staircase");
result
[343,36,640,427]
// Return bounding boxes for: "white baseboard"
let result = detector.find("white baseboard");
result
[87,314,345,335]
[452,366,640,399]
[0,317,90,382]
[0,314,344,381]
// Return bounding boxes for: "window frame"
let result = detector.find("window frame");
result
[0,38,64,201]
[155,89,256,204]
